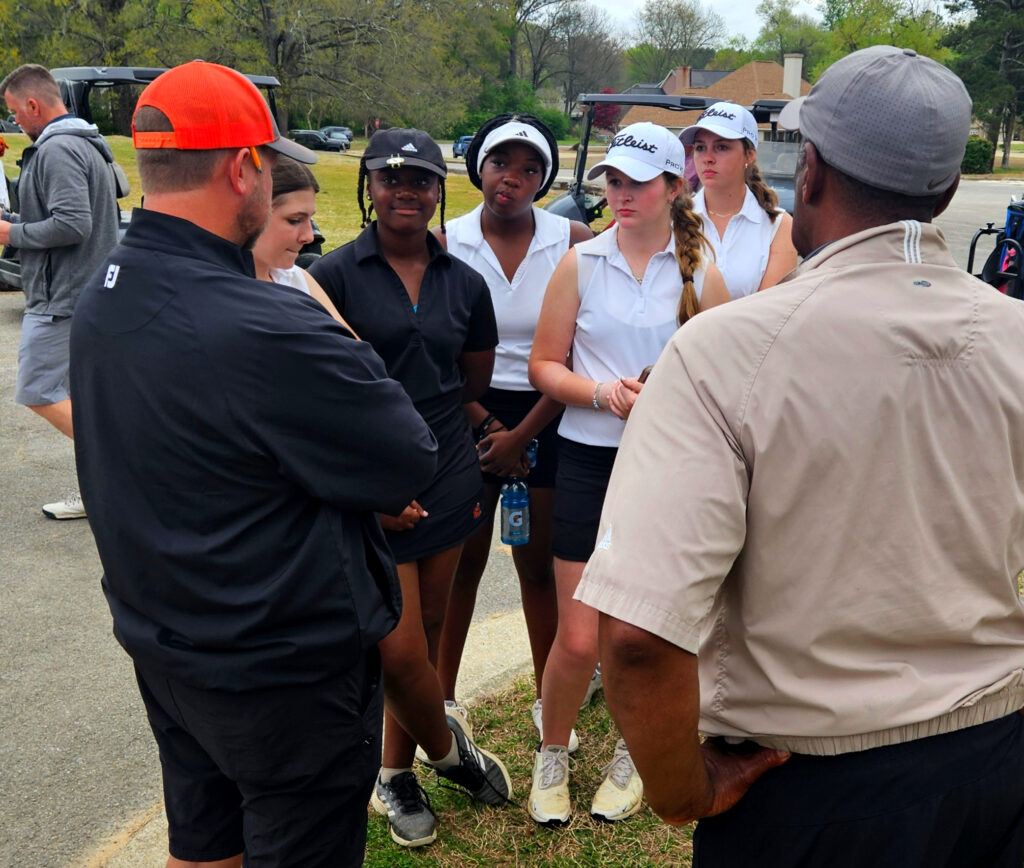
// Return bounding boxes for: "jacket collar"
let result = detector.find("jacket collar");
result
[122,208,256,277]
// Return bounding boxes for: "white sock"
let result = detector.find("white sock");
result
[430,733,460,770]
[379,766,412,784]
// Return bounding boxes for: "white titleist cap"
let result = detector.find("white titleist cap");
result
[587,122,685,183]
[679,102,759,149]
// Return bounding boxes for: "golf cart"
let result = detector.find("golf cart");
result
[967,198,1024,300]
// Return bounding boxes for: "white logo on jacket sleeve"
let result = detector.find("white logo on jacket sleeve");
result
[102,264,120,288]
[596,525,613,550]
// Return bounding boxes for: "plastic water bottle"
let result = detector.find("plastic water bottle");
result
[525,438,539,469]
[500,477,530,546]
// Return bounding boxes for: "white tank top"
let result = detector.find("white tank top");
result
[559,224,705,447]
[445,204,571,391]
[269,264,310,294]
[695,187,783,299]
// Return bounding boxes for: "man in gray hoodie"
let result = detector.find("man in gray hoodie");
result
[0,64,119,519]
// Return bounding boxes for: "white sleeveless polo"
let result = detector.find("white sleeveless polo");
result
[559,224,705,448]
[445,204,571,391]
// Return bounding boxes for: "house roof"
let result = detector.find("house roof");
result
[622,61,811,131]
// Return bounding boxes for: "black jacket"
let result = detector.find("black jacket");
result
[71,209,437,690]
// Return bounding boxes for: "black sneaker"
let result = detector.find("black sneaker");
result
[425,711,513,806]
[370,771,437,847]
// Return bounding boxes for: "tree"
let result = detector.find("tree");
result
[814,0,951,77]
[753,0,829,74]
[547,1,624,112]
[628,0,724,83]
[593,88,622,131]
[945,0,1024,168]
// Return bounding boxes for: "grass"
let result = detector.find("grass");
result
[1,133,608,253]
[362,676,694,867]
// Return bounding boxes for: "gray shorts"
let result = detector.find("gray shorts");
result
[16,313,72,406]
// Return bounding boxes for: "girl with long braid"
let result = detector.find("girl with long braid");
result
[680,102,797,297]
[527,122,728,826]
[310,129,512,849]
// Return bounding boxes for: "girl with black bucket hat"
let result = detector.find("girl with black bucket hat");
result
[432,113,594,754]
[310,129,512,849]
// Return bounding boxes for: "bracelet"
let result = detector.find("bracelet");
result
[474,414,497,441]
[592,381,603,410]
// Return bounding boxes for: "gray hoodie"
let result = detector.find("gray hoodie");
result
[5,116,119,315]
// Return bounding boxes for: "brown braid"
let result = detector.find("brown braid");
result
[743,141,779,223]
[669,177,711,326]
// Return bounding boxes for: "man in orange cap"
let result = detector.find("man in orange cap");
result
[71,61,438,868]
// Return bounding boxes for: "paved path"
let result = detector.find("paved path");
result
[1,177,1021,866]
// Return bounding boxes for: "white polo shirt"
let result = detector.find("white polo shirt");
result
[560,224,705,448]
[695,187,782,299]
[445,204,570,391]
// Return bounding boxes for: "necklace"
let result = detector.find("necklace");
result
[707,207,738,218]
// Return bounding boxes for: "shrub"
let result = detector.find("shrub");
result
[962,136,994,174]
[534,107,570,140]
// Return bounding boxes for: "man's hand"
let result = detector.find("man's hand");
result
[698,739,790,818]
[380,500,428,532]
[0,219,12,246]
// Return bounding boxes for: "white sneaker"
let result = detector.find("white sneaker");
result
[590,738,643,822]
[528,745,571,825]
[42,491,87,520]
[580,663,603,709]
[415,700,472,764]
[531,698,579,754]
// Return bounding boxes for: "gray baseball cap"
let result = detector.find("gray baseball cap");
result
[778,45,971,197]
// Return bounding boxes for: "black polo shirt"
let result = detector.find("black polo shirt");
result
[71,209,437,690]
[310,224,497,430]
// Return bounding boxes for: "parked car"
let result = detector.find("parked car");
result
[1,115,21,133]
[323,130,351,150]
[321,125,353,142]
[453,135,474,159]
[289,129,346,152]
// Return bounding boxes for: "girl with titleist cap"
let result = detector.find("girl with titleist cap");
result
[309,129,512,849]
[680,102,797,297]
[527,121,729,825]
[433,114,593,746]
[251,156,356,332]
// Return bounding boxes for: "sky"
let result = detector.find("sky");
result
[588,0,822,44]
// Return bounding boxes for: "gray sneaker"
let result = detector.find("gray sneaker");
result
[42,491,87,520]
[425,710,512,806]
[370,771,437,847]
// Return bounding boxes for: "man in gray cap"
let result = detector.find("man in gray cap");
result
[576,45,1024,865]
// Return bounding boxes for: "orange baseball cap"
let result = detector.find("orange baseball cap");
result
[132,60,316,164]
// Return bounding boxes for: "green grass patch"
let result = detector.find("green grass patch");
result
[363,676,694,867]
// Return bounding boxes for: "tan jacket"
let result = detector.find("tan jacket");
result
[577,221,1024,755]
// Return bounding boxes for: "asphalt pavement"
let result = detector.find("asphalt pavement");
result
[1,177,1022,867]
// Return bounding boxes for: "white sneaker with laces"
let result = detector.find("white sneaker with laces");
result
[531,698,579,754]
[528,744,572,825]
[590,738,644,821]
[42,492,87,520]
[415,700,472,764]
